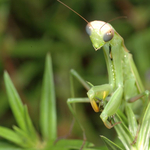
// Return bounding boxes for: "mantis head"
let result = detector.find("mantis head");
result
[57,0,115,51]
[86,21,114,51]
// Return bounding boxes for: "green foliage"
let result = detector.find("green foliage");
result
[1,54,54,149]
[40,53,57,143]
[1,54,105,149]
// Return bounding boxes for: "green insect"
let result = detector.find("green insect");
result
[85,20,149,128]
[57,0,149,130]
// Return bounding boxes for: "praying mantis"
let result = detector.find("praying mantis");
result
[57,0,149,130]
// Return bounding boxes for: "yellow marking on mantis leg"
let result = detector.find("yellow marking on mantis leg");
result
[90,99,99,112]
[103,91,108,99]
[90,91,108,112]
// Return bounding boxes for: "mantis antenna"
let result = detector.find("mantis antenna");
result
[57,0,127,31]
[57,0,89,24]
[100,16,127,30]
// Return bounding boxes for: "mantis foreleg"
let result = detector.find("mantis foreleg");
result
[67,69,91,149]
[70,69,123,129]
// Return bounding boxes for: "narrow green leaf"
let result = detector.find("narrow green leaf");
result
[100,135,123,150]
[136,102,150,149]
[40,53,57,142]
[125,104,138,137]
[0,126,24,147]
[4,71,26,131]
[4,72,39,148]
[113,113,136,150]
[116,109,128,126]
[24,105,38,142]
[13,126,34,148]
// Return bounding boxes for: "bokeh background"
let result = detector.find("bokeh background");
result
[0,0,150,147]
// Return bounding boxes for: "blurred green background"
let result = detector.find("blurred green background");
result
[0,0,150,147]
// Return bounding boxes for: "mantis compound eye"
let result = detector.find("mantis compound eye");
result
[86,23,92,36]
[103,29,114,42]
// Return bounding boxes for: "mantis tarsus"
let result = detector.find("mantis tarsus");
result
[57,0,149,135]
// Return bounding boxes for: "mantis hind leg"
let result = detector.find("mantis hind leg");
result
[128,90,150,123]
[124,78,149,115]
[128,90,149,104]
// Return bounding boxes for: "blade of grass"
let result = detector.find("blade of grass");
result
[4,71,26,131]
[100,135,123,150]
[0,126,25,147]
[40,53,57,142]
[24,105,38,142]
[125,104,138,137]
[136,102,150,149]
[13,126,34,148]
[113,112,137,150]
[4,72,39,148]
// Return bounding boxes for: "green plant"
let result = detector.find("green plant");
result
[0,53,97,150]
